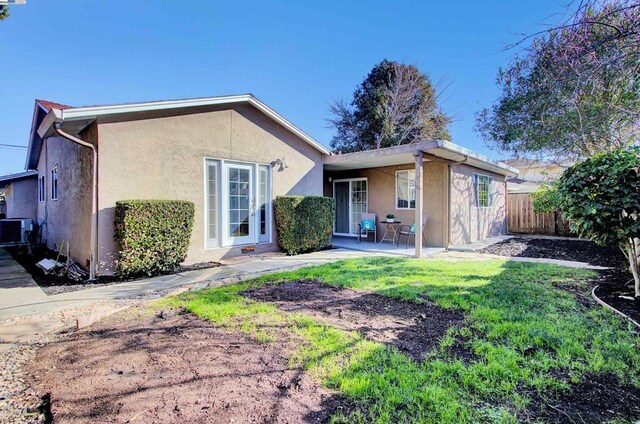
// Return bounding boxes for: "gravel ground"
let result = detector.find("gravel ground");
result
[0,338,56,423]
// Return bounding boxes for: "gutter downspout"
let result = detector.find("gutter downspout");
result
[503,174,517,235]
[53,123,98,280]
[447,155,469,249]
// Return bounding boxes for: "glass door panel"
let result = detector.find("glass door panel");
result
[226,164,254,245]
[350,180,368,234]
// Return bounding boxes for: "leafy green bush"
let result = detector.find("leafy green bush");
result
[558,147,640,296]
[531,182,562,213]
[274,196,335,255]
[114,200,195,277]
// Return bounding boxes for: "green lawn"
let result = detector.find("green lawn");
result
[160,257,640,423]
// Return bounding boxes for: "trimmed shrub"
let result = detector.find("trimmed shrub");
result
[114,200,195,277]
[274,196,335,255]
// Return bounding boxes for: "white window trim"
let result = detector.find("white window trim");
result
[257,164,272,244]
[38,175,45,203]
[203,157,273,250]
[473,172,494,208]
[395,169,416,210]
[50,167,58,201]
[204,160,220,249]
[332,177,368,237]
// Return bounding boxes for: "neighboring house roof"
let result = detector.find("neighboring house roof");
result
[507,178,541,194]
[501,157,572,183]
[324,140,519,177]
[0,170,38,190]
[26,94,330,169]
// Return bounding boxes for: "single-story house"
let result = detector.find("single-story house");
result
[0,170,38,220]
[24,95,517,277]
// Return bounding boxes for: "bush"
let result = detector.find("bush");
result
[531,182,562,213]
[274,196,335,255]
[557,147,640,296]
[114,200,195,277]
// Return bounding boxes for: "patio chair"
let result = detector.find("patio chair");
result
[357,213,377,243]
[396,215,428,249]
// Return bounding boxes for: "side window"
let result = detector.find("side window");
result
[396,170,416,209]
[51,167,58,200]
[38,175,45,202]
[473,173,493,207]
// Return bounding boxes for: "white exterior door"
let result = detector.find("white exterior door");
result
[224,163,254,246]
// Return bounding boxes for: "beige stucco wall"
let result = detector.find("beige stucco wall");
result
[96,103,324,274]
[36,131,94,268]
[449,164,506,246]
[4,178,37,219]
[324,160,448,247]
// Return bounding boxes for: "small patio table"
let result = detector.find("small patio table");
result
[379,220,401,244]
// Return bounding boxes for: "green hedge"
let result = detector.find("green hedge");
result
[274,196,335,255]
[114,200,195,277]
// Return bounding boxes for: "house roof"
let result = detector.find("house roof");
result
[26,94,330,169]
[323,140,519,177]
[0,170,38,189]
[36,99,72,111]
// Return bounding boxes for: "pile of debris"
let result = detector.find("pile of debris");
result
[35,240,89,282]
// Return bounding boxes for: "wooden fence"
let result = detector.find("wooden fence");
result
[507,193,571,235]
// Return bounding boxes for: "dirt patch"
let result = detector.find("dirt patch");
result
[525,373,640,423]
[6,246,220,295]
[28,309,344,423]
[479,237,628,268]
[242,280,464,362]
[594,271,640,324]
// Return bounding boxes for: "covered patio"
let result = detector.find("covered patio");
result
[323,140,518,259]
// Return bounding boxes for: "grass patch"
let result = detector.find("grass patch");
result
[161,257,640,423]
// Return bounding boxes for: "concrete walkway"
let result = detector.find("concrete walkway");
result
[0,248,374,350]
[0,249,49,315]
[430,250,610,270]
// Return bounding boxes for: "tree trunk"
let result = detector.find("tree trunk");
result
[626,238,640,298]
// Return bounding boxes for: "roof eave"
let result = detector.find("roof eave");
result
[36,94,330,155]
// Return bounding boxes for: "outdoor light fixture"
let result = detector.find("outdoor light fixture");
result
[272,157,289,172]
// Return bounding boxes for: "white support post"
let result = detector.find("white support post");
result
[414,151,423,258]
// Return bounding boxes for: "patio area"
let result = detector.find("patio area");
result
[332,236,445,257]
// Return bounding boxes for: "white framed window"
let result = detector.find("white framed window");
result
[257,164,271,243]
[50,167,58,201]
[396,170,416,210]
[205,160,220,249]
[38,175,45,203]
[473,173,493,207]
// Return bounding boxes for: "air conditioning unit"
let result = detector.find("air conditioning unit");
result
[0,219,33,244]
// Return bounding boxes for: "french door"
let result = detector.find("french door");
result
[205,159,271,248]
[225,163,254,246]
[333,178,368,236]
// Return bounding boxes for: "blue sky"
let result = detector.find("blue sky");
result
[0,0,572,175]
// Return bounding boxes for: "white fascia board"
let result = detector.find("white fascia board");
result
[37,109,63,139]
[434,140,519,177]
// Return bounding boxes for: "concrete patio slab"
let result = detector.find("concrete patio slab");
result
[332,237,445,257]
